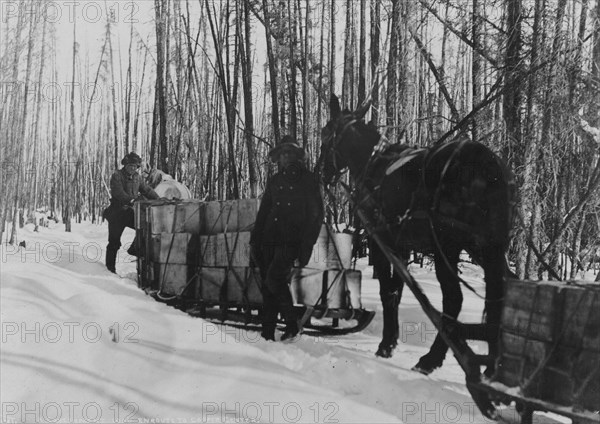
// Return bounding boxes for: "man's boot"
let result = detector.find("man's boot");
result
[260,301,278,341]
[127,235,140,257]
[280,305,300,342]
[106,248,117,273]
[280,321,300,342]
[260,324,276,341]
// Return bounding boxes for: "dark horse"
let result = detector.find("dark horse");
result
[320,96,514,375]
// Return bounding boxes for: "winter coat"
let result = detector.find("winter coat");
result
[251,164,323,257]
[109,168,159,209]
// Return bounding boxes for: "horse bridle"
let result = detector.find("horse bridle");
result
[319,112,359,186]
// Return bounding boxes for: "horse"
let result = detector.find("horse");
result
[143,167,192,200]
[320,95,515,376]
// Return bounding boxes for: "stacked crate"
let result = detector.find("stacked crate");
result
[135,200,203,297]
[196,200,263,307]
[496,280,600,412]
[135,200,364,320]
[290,225,363,310]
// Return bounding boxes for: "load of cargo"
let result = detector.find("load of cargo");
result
[492,280,599,418]
[133,199,374,333]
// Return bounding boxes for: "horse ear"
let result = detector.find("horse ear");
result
[355,99,372,120]
[330,94,341,118]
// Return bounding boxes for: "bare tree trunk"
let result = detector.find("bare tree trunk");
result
[155,0,169,172]
[241,0,257,197]
[287,0,298,140]
[107,19,120,169]
[65,10,78,233]
[357,0,366,107]
[410,29,459,124]
[150,84,159,168]
[132,47,148,152]
[299,0,309,149]
[472,0,482,141]
[329,0,336,97]
[262,0,281,143]
[370,0,380,124]
[317,0,326,131]
[435,2,450,138]
[205,0,239,199]
[342,0,355,107]
[50,48,58,221]
[124,20,134,153]
[386,0,401,142]
[31,17,48,232]
[540,0,568,278]
[9,12,36,243]
[503,0,524,272]
[518,0,542,279]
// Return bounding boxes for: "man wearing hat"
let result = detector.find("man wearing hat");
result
[104,152,159,273]
[250,136,324,341]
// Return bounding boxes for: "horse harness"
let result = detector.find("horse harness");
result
[322,117,489,298]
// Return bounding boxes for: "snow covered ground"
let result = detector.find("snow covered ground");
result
[2,222,590,424]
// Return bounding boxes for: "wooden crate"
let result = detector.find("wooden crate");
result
[501,280,560,341]
[147,262,197,297]
[148,201,204,234]
[560,286,600,350]
[290,269,362,309]
[196,267,262,305]
[196,267,226,303]
[225,267,263,304]
[496,281,600,412]
[150,233,199,265]
[495,332,551,398]
[237,199,260,231]
[203,199,259,234]
[198,232,251,267]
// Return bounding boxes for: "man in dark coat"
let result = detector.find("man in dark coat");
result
[250,136,324,341]
[104,152,159,273]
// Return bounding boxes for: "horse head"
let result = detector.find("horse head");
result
[319,95,380,186]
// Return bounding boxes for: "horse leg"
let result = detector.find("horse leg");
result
[413,246,462,374]
[481,245,505,377]
[373,241,406,358]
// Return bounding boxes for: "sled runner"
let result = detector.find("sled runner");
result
[133,199,375,336]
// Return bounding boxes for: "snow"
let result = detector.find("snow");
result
[1,222,584,424]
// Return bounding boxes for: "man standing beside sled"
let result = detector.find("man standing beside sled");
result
[250,136,324,341]
[104,152,159,273]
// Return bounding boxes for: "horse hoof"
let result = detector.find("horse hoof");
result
[375,345,395,358]
[412,356,443,375]
[411,364,434,375]
[411,365,430,375]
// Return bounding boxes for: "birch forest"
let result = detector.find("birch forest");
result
[1,0,599,281]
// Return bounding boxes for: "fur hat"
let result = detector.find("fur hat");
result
[121,152,142,166]
[268,135,305,162]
